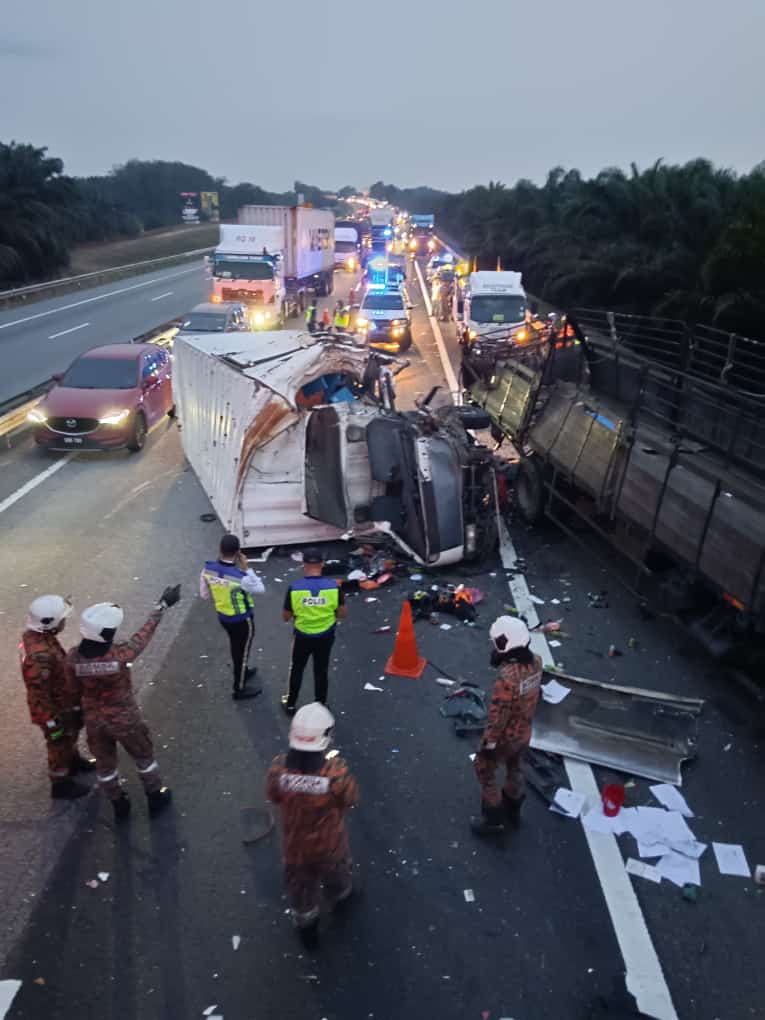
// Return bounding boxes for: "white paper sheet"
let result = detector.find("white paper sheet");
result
[658,851,701,887]
[671,840,707,860]
[529,594,545,605]
[550,787,587,819]
[581,809,620,834]
[363,682,384,692]
[0,981,22,1020]
[541,678,571,704]
[625,858,662,884]
[712,842,751,878]
[649,784,694,817]
[637,841,669,858]
[548,639,562,648]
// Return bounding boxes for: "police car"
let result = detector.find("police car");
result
[355,284,413,353]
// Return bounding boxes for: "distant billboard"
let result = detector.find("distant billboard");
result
[180,192,200,225]
[200,191,220,222]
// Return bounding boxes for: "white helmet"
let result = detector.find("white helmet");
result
[80,603,125,642]
[289,702,335,752]
[489,615,530,651]
[26,595,72,633]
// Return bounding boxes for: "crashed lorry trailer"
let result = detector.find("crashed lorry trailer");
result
[172,330,499,565]
[462,313,765,664]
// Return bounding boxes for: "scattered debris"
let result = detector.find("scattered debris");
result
[463,889,475,903]
[550,598,561,605]
[607,644,622,658]
[529,594,545,605]
[409,574,423,581]
[723,743,732,752]
[588,591,609,608]
[203,1006,218,1017]
[628,637,638,649]
[626,858,661,883]
[541,679,570,705]
[232,935,241,951]
[658,851,700,888]
[364,682,384,692]
[712,843,751,878]
[372,625,392,634]
[650,784,693,818]
[86,880,99,889]
[440,623,452,631]
[440,683,488,736]
[548,639,562,648]
[97,872,110,883]
[33,977,45,986]
[601,784,625,817]
[436,677,456,687]
[550,788,587,819]
[682,883,698,902]
[754,865,765,886]
[364,597,378,603]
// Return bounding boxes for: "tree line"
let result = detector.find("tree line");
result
[371,162,765,337]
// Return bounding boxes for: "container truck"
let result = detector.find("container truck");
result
[408,213,435,255]
[334,223,361,271]
[237,205,335,313]
[456,270,527,345]
[368,208,395,252]
[210,224,286,329]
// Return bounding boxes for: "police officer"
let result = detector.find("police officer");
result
[200,534,265,700]
[471,617,542,837]
[267,702,358,945]
[305,298,317,333]
[281,548,346,715]
[66,587,180,820]
[20,595,94,799]
[333,301,350,333]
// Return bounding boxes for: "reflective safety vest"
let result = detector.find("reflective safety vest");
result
[288,576,340,635]
[306,305,317,324]
[202,560,254,622]
[334,309,350,329]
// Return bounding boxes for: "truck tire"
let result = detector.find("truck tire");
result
[516,457,545,523]
[397,330,412,353]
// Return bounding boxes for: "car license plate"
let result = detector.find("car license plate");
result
[63,437,83,445]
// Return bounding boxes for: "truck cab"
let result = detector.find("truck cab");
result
[457,271,527,344]
[211,224,286,328]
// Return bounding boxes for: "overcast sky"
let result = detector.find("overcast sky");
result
[3,0,763,193]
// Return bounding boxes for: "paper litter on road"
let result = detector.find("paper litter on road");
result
[469,753,476,762]
[463,889,475,902]
[671,840,707,860]
[625,807,696,849]
[658,851,701,887]
[409,574,423,581]
[581,809,621,835]
[202,1007,218,1017]
[541,678,571,704]
[232,935,241,951]
[550,598,561,605]
[97,872,110,883]
[0,981,22,1020]
[529,594,545,605]
[548,639,562,648]
[364,596,378,603]
[363,682,384,692]
[650,783,694,817]
[637,842,669,859]
[439,623,453,630]
[550,787,587,819]
[436,677,455,686]
[85,879,99,889]
[625,858,662,884]
[713,842,751,877]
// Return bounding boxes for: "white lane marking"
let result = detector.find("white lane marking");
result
[48,321,89,340]
[150,291,173,302]
[498,520,678,1020]
[102,479,154,521]
[413,258,460,399]
[0,456,73,515]
[0,266,202,332]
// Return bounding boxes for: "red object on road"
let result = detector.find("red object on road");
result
[384,602,426,679]
[602,783,625,817]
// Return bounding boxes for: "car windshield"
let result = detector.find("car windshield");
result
[471,295,526,324]
[335,241,357,253]
[363,292,405,310]
[181,313,228,332]
[61,356,138,390]
[213,259,274,281]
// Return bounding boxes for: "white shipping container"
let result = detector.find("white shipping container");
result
[237,205,335,282]
[216,223,285,255]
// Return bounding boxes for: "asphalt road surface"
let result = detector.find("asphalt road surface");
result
[0,263,209,403]
[0,261,763,1020]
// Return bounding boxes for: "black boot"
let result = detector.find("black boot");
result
[232,687,262,701]
[470,802,505,838]
[147,787,173,818]
[51,778,89,800]
[502,792,525,829]
[69,753,97,774]
[112,793,131,820]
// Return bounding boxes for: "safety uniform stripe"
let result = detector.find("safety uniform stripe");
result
[136,761,159,774]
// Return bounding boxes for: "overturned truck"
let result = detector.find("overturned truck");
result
[462,312,765,662]
[173,330,498,565]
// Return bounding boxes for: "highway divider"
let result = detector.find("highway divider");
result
[0,247,212,311]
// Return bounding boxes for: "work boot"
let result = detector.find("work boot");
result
[470,802,505,838]
[147,787,173,818]
[50,778,89,800]
[69,753,97,774]
[502,792,525,829]
[280,694,297,716]
[294,912,320,949]
[232,687,262,701]
[245,666,258,682]
[112,793,131,820]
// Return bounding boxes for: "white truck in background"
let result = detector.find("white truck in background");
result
[456,270,528,344]
[238,205,335,314]
[210,224,287,329]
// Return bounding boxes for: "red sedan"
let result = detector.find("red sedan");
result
[30,344,174,453]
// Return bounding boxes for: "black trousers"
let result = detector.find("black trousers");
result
[287,630,335,707]
[219,616,255,692]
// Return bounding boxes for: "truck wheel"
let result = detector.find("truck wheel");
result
[516,457,545,523]
[397,331,412,353]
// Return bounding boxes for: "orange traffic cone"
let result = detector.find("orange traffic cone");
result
[385,601,427,679]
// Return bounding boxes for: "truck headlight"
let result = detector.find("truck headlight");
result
[99,409,130,425]
[253,311,265,325]
[468,329,478,340]
[356,317,369,329]
[27,408,48,424]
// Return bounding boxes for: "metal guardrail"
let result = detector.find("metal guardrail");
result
[0,380,54,446]
[0,246,212,310]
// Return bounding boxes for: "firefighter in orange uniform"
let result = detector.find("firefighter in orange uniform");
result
[65,586,180,820]
[20,595,95,799]
[471,617,542,837]
[267,702,358,944]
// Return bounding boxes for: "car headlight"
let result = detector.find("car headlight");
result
[253,311,265,325]
[27,408,48,424]
[356,317,369,328]
[515,328,527,342]
[468,329,478,340]
[99,409,130,426]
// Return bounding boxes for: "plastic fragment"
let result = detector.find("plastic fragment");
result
[97,872,110,883]
[232,935,241,951]
[463,889,475,902]
[364,682,384,692]
[86,880,99,889]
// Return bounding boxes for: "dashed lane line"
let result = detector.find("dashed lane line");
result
[48,322,89,340]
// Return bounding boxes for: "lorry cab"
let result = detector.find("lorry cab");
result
[334,226,360,271]
[457,270,527,344]
[211,224,286,327]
